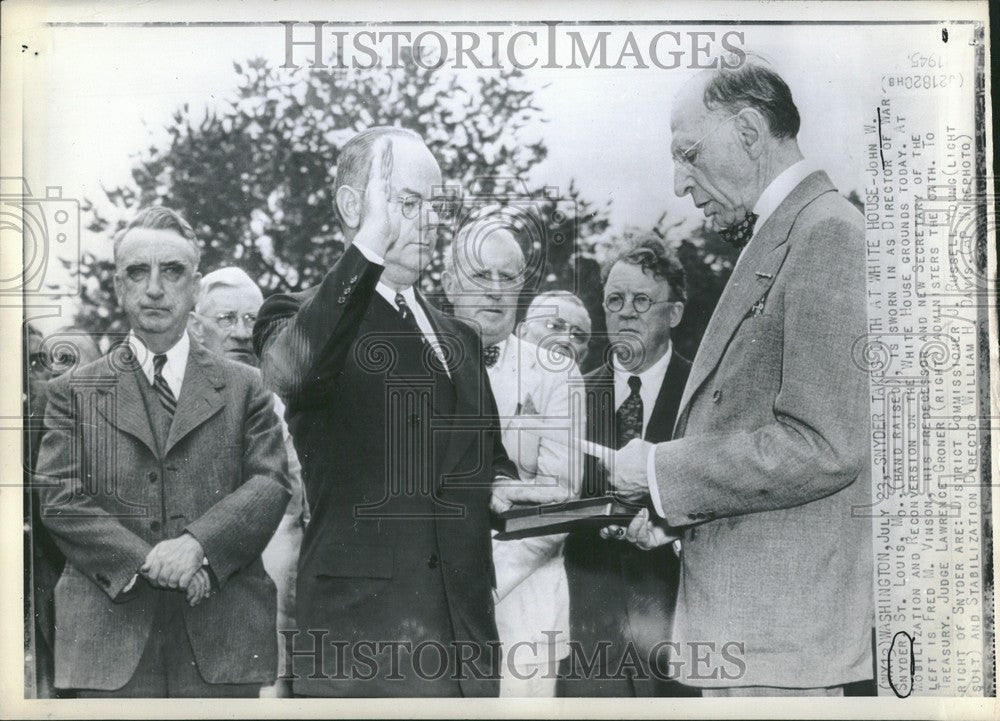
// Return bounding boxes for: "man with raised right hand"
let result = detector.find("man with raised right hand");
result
[254,127,518,697]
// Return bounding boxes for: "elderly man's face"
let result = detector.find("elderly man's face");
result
[443,227,525,348]
[521,296,592,365]
[670,80,754,228]
[194,285,263,367]
[604,260,681,371]
[380,137,444,289]
[114,228,201,348]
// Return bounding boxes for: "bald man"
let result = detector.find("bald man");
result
[443,214,583,697]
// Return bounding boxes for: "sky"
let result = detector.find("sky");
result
[14,19,968,330]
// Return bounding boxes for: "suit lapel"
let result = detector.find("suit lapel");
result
[94,344,158,457]
[645,353,688,444]
[163,340,226,456]
[418,298,476,477]
[677,171,837,421]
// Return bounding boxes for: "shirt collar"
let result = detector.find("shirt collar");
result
[127,330,189,394]
[375,281,416,310]
[612,339,672,387]
[752,159,813,233]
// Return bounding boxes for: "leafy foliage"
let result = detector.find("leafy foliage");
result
[76,53,738,370]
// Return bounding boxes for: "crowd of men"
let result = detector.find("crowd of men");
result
[24,61,875,698]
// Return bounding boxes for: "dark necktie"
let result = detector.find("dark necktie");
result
[614,375,643,449]
[484,344,500,368]
[152,353,177,416]
[718,211,759,249]
[395,292,449,372]
[394,292,415,323]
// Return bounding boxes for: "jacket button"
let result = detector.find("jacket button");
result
[350,275,359,283]
[147,471,158,483]
[712,389,722,403]
[150,520,161,532]
[427,554,439,569]
[337,296,347,304]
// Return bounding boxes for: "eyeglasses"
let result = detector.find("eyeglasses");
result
[346,188,450,220]
[202,311,257,330]
[604,293,676,314]
[671,111,744,168]
[543,318,590,344]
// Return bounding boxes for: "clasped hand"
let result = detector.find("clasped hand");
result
[141,533,211,605]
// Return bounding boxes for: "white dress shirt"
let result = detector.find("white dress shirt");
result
[647,160,813,518]
[127,330,189,398]
[122,330,198,591]
[352,240,449,375]
[612,341,672,437]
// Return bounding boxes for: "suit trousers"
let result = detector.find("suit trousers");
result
[75,590,259,698]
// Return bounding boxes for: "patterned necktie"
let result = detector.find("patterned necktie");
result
[394,292,414,322]
[718,211,759,249]
[614,375,643,449]
[484,344,500,368]
[152,353,177,416]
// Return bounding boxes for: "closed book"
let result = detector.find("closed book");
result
[494,496,636,541]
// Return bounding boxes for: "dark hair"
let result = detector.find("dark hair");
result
[334,126,423,192]
[703,62,800,139]
[603,234,687,303]
[113,206,201,265]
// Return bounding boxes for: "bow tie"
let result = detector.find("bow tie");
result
[718,211,758,249]
[484,344,500,368]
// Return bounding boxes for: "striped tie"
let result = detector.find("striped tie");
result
[152,353,177,416]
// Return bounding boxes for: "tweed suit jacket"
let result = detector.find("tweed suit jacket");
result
[652,171,874,688]
[35,336,291,691]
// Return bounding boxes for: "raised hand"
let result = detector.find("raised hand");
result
[354,138,401,257]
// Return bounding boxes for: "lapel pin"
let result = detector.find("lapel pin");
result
[755,271,773,279]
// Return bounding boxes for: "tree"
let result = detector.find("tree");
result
[75,51,739,370]
[76,52,567,334]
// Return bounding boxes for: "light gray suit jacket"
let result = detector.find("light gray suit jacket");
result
[36,338,290,690]
[652,171,874,688]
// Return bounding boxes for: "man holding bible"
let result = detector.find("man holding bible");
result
[443,211,583,697]
[606,62,873,696]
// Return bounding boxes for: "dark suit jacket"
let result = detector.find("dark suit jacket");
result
[35,338,290,690]
[253,244,516,697]
[563,351,692,696]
